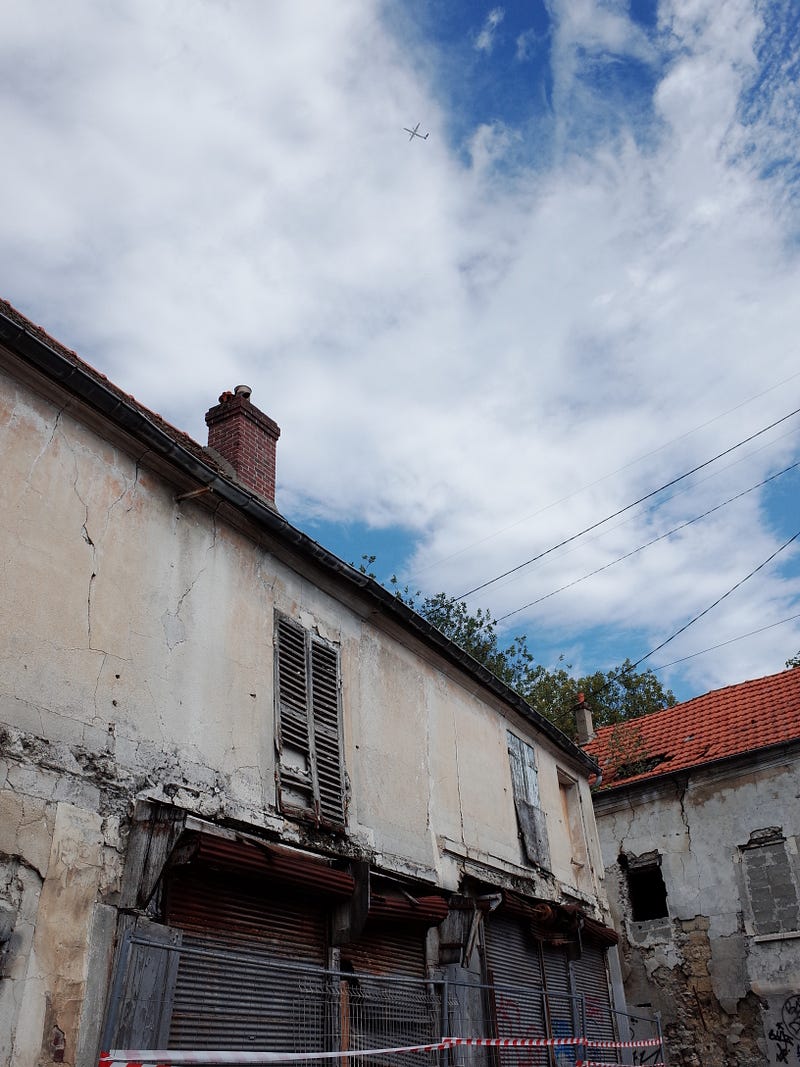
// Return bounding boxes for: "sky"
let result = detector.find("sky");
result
[2,0,800,703]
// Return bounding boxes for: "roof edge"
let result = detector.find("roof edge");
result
[592,734,800,797]
[0,302,598,773]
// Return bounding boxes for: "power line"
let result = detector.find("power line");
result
[485,422,800,604]
[650,612,800,672]
[628,529,800,671]
[457,404,800,600]
[408,369,800,583]
[496,460,800,622]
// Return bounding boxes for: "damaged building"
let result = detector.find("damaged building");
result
[585,668,800,1067]
[0,298,646,1067]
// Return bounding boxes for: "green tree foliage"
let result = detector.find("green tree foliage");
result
[384,572,676,739]
[786,652,800,669]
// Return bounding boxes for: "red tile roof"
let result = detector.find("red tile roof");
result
[584,668,800,790]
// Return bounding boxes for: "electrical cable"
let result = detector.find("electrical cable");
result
[482,423,800,604]
[408,369,800,582]
[627,529,800,671]
[496,460,800,622]
[650,612,800,671]
[457,404,800,600]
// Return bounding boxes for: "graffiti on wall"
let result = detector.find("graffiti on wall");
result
[768,995,800,1064]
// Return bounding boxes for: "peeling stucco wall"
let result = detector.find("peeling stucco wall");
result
[1,363,614,1064]
[594,756,800,1066]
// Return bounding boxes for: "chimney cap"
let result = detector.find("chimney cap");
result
[234,384,252,399]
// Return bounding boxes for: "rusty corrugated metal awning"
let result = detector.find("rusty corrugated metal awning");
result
[367,887,450,925]
[500,890,618,946]
[172,831,355,898]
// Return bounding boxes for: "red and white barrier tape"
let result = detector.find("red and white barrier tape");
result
[100,1035,663,1066]
[447,1038,662,1049]
[99,1044,444,1066]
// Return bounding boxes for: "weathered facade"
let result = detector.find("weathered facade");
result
[1,299,635,1067]
[586,670,800,1067]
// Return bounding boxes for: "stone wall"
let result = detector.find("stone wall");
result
[594,756,800,1066]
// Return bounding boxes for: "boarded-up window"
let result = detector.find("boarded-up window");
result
[741,834,800,936]
[275,614,345,829]
[507,732,551,870]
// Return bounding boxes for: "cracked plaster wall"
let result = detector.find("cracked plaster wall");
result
[594,759,800,1066]
[1,369,613,1065]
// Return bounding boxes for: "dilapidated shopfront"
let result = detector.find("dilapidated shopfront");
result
[99,806,641,1063]
[0,300,654,1067]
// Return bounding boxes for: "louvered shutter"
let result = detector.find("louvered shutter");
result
[310,640,345,826]
[276,617,315,816]
[275,616,345,829]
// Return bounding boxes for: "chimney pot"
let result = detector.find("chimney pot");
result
[205,387,281,505]
[574,693,595,746]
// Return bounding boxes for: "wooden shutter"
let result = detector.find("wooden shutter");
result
[276,616,315,816]
[276,615,345,829]
[310,640,345,827]
[507,733,551,870]
[100,917,181,1051]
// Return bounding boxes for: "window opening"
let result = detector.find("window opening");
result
[557,770,588,870]
[619,854,669,921]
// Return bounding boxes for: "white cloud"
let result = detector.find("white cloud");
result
[2,0,800,698]
[475,7,505,54]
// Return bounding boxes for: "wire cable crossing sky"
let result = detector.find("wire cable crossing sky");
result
[458,405,800,600]
[2,0,800,700]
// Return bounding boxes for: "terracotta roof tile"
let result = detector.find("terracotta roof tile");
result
[584,668,800,789]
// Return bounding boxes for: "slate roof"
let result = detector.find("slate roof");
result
[584,668,800,790]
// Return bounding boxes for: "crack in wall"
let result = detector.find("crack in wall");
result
[162,517,219,651]
[452,708,467,849]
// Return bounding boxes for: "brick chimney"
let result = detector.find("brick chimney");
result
[574,692,595,745]
[205,385,281,505]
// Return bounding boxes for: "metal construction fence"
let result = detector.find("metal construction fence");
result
[101,932,662,1067]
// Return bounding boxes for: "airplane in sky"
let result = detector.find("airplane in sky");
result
[403,122,429,141]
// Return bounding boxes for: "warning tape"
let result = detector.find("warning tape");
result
[446,1038,662,1049]
[99,1045,445,1066]
[100,1036,664,1066]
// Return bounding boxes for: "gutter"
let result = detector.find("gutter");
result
[0,305,598,773]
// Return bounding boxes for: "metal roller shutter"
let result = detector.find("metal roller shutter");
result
[165,869,329,1052]
[570,939,616,1063]
[484,915,548,1066]
[541,944,576,1051]
[343,922,426,978]
[341,922,436,1063]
